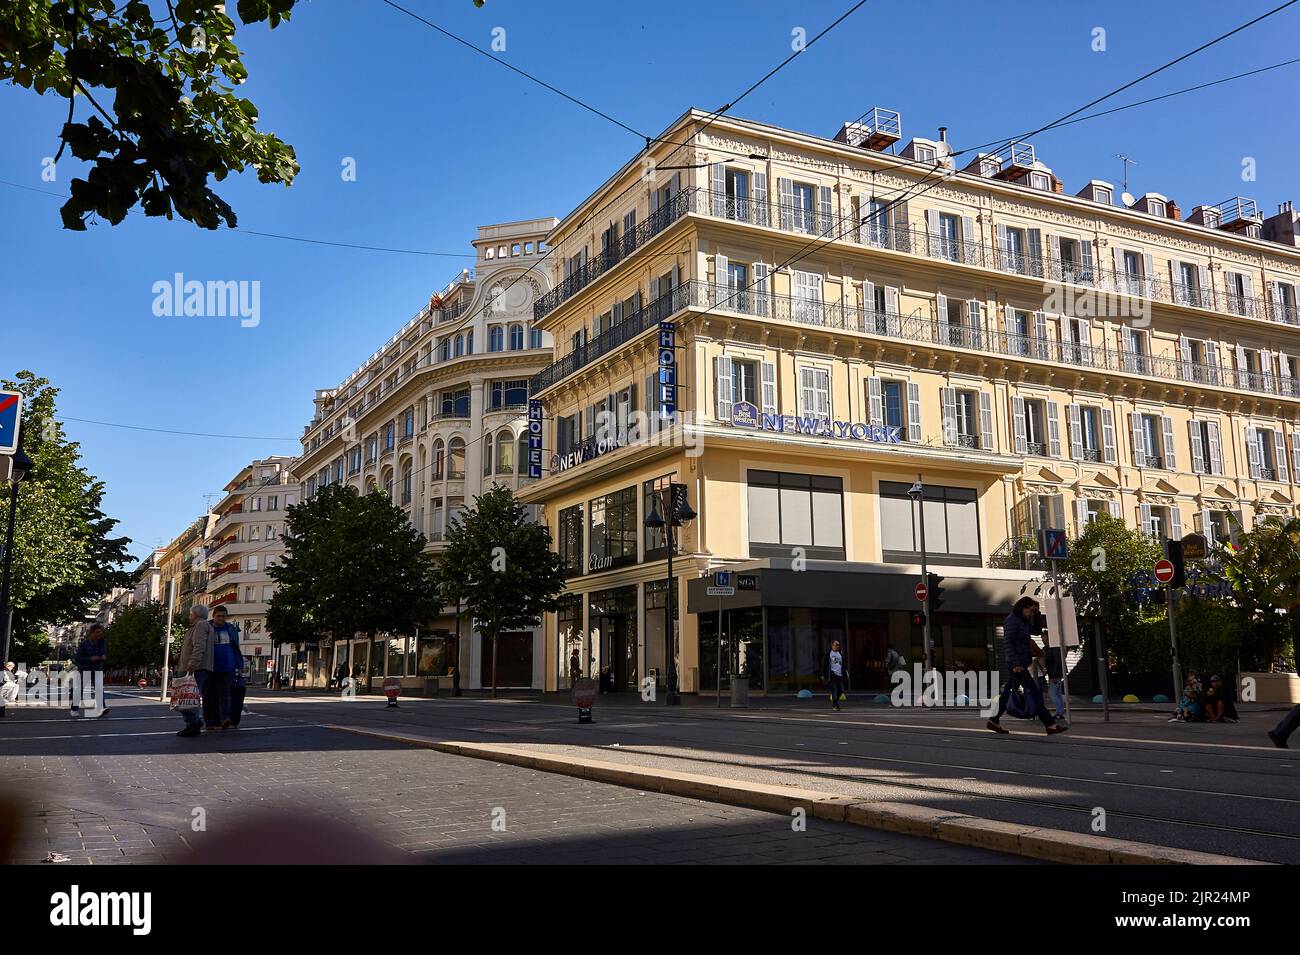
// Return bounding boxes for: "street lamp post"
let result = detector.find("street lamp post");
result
[644,483,694,706]
[908,475,933,678]
[0,445,34,662]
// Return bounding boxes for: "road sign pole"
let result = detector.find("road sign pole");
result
[716,593,722,708]
[1166,579,1184,706]
[916,473,932,681]
[159,579,176,704]
[1051,558,1071,724]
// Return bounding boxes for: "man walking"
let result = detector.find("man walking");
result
[1268,704,1300,748]
[824,639,847,712]
[1044,644,1067,723]
[177,605,214,737]
[71,623,108,717]
[987,597,1068,736]
[205,605,242,730]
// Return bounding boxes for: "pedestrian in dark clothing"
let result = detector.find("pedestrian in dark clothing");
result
[823,639,847,712]
[988,597,1067,735]
[71,624,108,716]
[332,663,347,690]
[1044,645,1066,722]
[1268,704,1300,748]
[205,605,243,730]
[1202,674,1238,722]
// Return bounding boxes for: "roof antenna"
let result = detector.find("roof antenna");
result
[1116,154,1138,205]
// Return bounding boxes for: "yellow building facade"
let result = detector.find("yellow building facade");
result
[521,108,1300,697]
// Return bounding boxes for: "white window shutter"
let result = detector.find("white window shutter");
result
[1170,505,1183,540]
[1012,395,1027,454]
[1034,310,1048,358]
[1245,425,1260,478]
[1027,228,1043,276]
[1139,503,1153,537]
[753,262,770,317]
[714,253,729,291]
[818,186,833,235]
[753,171,769,227]
[961,216,975,258]
[715,356,733,421]
[1275,429,1290,482]
[1142,253,1155,296]
[1271,281,1285,323]
[1047,401,1062,457]
[1205,340,1219,383]
[778,178,794,231]
[1074,497,1090,533]
[1179,334,1191,367]
[1047,232,1061,268]
[926,209,940,256]
[1067,403,1083,460]
[906,381,922,442]
[867,377,883,427]
[799,367,814,414]
[650,276,661,300]
[979,392,994,450]
[1200,508,1214,542]
[1101,408,1117,464]
[711,163,726,217]
[1161,415,1176,470]
[1113,246,1124,280]
[1188,420,1205,474]
[1108,499,1122,519]
[936,292,949,340]
[1130,413,1144,462]
[967,300,983,348]
[1207,420,1223,474]
[760,361,777,415]
[1292,429,1300,478]
[885,286,901,336]
[863,279,876,314]
[940,387,958,446]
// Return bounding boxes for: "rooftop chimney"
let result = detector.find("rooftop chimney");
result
[937,126,948,143]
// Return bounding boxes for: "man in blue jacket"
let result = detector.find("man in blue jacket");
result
[987,596,1067,735]
[71,623,108,717]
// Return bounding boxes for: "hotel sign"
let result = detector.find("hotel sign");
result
[729,401,902,444]
[658,322,677,420]
[527,399,544,479]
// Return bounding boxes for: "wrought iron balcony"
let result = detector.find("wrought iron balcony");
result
[955,433,980,450]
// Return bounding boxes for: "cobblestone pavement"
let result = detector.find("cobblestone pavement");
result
[0,692,1029,864]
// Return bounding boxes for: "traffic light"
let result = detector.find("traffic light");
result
[911,611,926,627]
[1165,539,1186,589]
[927,572,946,613]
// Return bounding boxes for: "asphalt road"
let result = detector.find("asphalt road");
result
[0,689,1025,865]
[217,687,1300,863]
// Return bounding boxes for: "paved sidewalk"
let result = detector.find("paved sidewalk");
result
[0,693,1029,864]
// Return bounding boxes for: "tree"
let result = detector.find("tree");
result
[434,484,565,697]
[1215,516,1300,670]
[1,0,301,230]
[104,599,172,674]
[267,483,437,656]
[1,371,133,646]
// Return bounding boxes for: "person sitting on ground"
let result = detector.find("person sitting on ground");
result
[1203,674,1238,723]
[1175,674,1202,722]
[0,662,20,708]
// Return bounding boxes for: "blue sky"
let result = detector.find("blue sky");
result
[3,0,1299,562]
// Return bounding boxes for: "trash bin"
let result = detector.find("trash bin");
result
[730,672,749,708]
[424,676,439,697]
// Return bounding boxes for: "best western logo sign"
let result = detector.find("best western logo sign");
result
[729,401,902,444]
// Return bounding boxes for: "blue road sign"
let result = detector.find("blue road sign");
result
[714,571,731,588]
[1040,527,1069,561]
[0,391,22,455]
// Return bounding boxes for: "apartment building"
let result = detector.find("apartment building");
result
[520,107,1300,696]
[202,456,298,681]
[159,513,216,619]
[295,218,557,690]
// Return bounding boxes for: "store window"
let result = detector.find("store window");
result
[558,504,584,578]
[879,481,980,566]
[589,486,638,572]
[747,470,844,560]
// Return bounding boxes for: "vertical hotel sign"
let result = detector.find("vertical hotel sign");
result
[527,399,544,479]
[657,321,676,421]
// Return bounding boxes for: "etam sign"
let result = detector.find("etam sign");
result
[730,401,902,444]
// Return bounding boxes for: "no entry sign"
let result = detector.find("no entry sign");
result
[1154,559,1175,584]
[914,581,928,602]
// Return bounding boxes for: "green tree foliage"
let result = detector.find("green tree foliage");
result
[0,0,301,229]
[1214,515,1300,669]
[267,483,437,648]
[1,371,133,644]
[434,485,565,696]
[104,599,171,670]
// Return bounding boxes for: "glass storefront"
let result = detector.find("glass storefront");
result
[643,579,677,690]
[556,595,584,689]
[589,585,638,692]
[698,607,764,692]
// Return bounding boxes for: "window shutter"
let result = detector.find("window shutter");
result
[1242,274,1255,314]
[1067,404,1083,460]
[1245,425,1260,478]
[818,185,833,235]
[1080,240,1095,279]
[753,171,769,227]
[1200,508,1214,541]
[868,377,883,427]
[936,292,949,341]
[1077,318,1092,364]
[885,286,901,336]
[650,276,661,300]
[585,404,596,439]
[1142,253,1155,296]
[1170,506,1183,540]
[1139,503,1153,537]
[715,356,733,421]
[1292,428,1300,478]
[1276,430,1290,482]
[864,280,876,316]
[1188,420,1205,474]
[1235,344,1248,387]
[711,163,726,217]
[1205,340,1219,383]
[1271,281,1285,323]
[906,381,922,442]
[1161,415,1176,470]
[753,262,770,317]
[778,178,795,231]
[979,391,994,450]
[1179,334,1191,369]
[799,367,814,415]
[890,200,909,249]
[961,216,975,260]
[714,253,729,291]
[1047,233,1061,268]
[1074,497,1090,533]
[1197,265,1211,303]
[760,361,777,416]
[1112,246,1124,278]
[857,196,869,244]
[967,300,983,348]
[1207,420,1223,474]
[940,387,958,447]
[633,288,642,312]
[1034,310,1048,359]
[996,224,1009,267]
[1003,303,1015,336]
[926,209,940,256]
[1012,395,1027,454]
[1107,499,1122,519]
[1027,228,1043,276]
[1130,412,1145,463]
[670,262,680,290]
[1047,401,1062,457]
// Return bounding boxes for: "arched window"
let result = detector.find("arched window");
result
[489,326,505,352]
[401,461,413,504]
[466,329,474,354]
[432,439,445,479]
[496,428,514,473]
[529,326,543,349]
[483,432,494,476]
[382,467,394,499]
[517,433,530,476]
[509,324,524,350]
[448,437,466,478]
[454,334,464,357]
[439,338,451,362]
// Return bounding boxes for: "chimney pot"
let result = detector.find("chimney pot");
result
[938,126,948,143]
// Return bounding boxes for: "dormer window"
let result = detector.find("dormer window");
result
[1029,171,1050,191]
[1148,199,1166,217]
[914,144,936,163]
